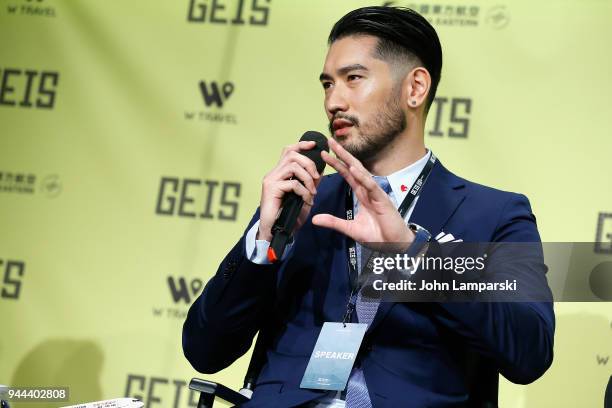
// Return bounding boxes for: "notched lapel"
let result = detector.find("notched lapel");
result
[408,162,466,238]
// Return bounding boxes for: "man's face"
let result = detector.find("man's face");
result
[320,35,407,164]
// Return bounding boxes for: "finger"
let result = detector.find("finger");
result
[328,138,365,171]
[349,165,386,200]
[279,150,321,180]
[312,214,353,237]
[321,150,348,177]
[281,140,316,157]
[276,179,314,206]
[327,139,374,194]
[322,150,376,206]
[276,162,317,194]
[321,150,359,190]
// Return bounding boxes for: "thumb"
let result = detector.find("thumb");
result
[312,214,352,236]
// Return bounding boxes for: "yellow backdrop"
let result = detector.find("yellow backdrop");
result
[1,1,611,407]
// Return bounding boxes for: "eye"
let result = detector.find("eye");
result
[347,74,362,82]
[321,81,332,90]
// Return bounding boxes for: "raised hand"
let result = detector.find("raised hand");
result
[312,138,414,250]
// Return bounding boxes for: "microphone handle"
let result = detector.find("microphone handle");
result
[268,193,304,262]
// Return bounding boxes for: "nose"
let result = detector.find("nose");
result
[324,85,349,118]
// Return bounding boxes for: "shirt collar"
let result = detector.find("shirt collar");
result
[385,149,431,205]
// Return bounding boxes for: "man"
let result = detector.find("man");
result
[183,6,554,407]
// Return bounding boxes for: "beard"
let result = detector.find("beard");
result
[328,93,407,164]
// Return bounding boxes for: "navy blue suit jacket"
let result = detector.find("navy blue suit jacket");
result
[183,162,555,407]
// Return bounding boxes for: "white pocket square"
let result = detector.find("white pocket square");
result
[435,231,463,243]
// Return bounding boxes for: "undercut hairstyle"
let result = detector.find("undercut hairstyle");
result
[328,6,443,114]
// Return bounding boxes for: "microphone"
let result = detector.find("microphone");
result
[267,131,328,263]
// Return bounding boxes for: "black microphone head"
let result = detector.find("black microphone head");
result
[299,131,329,174]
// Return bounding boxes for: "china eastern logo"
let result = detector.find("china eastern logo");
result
[0,171,62,197]
[184,80,237,124]
[485,5,510,29]
[382,2,510,29]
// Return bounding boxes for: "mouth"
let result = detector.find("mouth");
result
[332,119,354,137]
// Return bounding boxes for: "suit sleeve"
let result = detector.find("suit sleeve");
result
[432,193,555,384]
[182,208,281,374]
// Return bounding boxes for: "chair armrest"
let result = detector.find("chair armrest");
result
[189,378,250,407]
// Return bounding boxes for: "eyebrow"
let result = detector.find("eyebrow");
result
[319,63,369,82]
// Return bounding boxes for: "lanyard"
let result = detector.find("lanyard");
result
[342,152,437,324]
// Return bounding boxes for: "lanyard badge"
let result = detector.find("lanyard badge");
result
[300,152,437,391]
[300,322,368,391]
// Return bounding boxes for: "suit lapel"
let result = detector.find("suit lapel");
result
[408,162,466,236]
[367,162,466,334]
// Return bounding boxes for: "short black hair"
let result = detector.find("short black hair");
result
[328,6,442,113]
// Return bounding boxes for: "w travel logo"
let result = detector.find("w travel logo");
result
[167,276,203,305]
[4,0,57,17]
[199,80,234,107]
[152,276,204,319]
[184,80,237,124]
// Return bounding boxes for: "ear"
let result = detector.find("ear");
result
[404,67,431,109]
